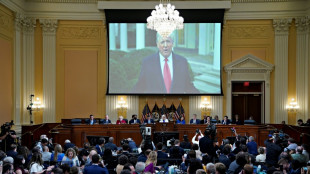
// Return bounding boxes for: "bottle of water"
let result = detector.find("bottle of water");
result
[257,165,261,173]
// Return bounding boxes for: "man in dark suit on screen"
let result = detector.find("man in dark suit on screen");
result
[132,33,199,94]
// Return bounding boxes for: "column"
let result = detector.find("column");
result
[109,23,116,50]
[273,18,291,124]
[120,23,127,51]
[295,16,310,121]
[40,19,58,123]
[22,17,36,125]
[106,95,118,123]
[211,96,223,120]
[127,95,139,118]
[213,23,221,70]
[14,13,23,126]
[136,23,145,49]
[189,96,201,119]
[198,23,207,55]
[264,70,272,123]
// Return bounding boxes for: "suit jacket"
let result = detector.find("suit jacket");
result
[222,119,231,125]
[132,52,199,94]
[84,164,109,174]
[144,119,155,124]
[101,119,111,124]
[104,142,118,151]
[116,120,127,124]
[190,119,200,124]
[157,150,168,159]
[95,145,104,156]
[199,136,215,157]
[129,119,141,124]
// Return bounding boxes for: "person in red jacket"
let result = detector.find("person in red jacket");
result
[116,116,127,124]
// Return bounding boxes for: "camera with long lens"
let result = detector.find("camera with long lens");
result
[1,120,14,134]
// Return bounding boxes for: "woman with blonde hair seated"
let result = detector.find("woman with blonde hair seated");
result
[51,144,65,162]
[144,151,158,173]
[61,148,80,167]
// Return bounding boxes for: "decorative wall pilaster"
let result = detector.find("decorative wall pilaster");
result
[189,96,201,119]
[22,17,36,125]
[211,96,223,120]
[40,19,58,123]
[295,16,310,122]
[14,13,23,126]
[273,18,291,124]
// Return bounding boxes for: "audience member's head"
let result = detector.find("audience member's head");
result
[145,151,157,166]
[120,169,131,174]
[122,143,130,151]
[206,163,215,174]
[109,137,114,143]
[70,166,79,174]
[118,155,129,165]
[123,163,135,174]
[156,142,163,151]
[91,154,100,163]
[242,164,253,174]
[214,163,226,174]
[188,150,196,159]
[258,147,265,155]
[202,154,212,165]
[129,156,137,166]
[222,144,231,155]
[296,146,303,154]
[297,119,304,126]
[188,159,203,174]
[60,164,70,174]
[196,169,207,174]
[2,163,13,174]
[135,162,146,174]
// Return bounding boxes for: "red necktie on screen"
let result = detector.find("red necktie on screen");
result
[164,58,171,93]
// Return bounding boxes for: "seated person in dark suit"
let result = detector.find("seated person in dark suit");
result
[88,114,97,125]
[200,115,208,124]
[190,114,200,124]
[222,116,231,125]
[232,114,243,125]
[129,114,141,124]
[116,116,127,124]
[64,139,75,152]
[101,114,111,124]
[84,154,108,174]
[104,137,118,151]
[168,139,184,158]
[156,142,168,159]
[144,115,155,124]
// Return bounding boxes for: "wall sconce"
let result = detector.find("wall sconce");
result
[286,98,299,113]
[26,94,44,124]
[116,97,128,112]
[200,98,212,112]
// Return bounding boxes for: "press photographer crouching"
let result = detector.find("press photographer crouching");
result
[0,121,17,152]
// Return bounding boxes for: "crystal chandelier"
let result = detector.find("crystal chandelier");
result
[147,0,184,38]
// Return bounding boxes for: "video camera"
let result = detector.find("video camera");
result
[167,137,175,147]
[1,120,14,134]
[205,124,217,141]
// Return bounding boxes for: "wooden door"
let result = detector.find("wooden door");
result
[232,82,263,124]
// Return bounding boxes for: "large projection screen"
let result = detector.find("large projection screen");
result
[106,10,224,95]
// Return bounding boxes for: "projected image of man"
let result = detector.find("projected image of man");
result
[132,33,199,94]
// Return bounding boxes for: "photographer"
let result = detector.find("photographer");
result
[0,122,17,152]
[192,129,204,146]
[199,128,216,159]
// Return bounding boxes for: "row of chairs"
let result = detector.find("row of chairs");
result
[71,118,129,125]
